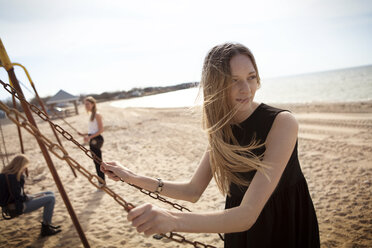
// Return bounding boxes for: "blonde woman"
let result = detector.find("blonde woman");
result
[79,96,105,185]
[0,154,61,236]
[100,43,320,247]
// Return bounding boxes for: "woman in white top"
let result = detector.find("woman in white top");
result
[79,96,105,186]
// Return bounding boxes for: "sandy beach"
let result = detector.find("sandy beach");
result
[0,100,371,248]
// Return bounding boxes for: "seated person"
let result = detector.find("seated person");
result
[0,154,62,237]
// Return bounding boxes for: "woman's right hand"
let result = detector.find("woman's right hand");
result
[100,161,133,182]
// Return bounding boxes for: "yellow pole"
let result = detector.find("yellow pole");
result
[0,39,12,71]
[12,63,35,87]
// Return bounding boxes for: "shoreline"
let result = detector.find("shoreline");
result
[0,100,371,247]
[274,100,372,113]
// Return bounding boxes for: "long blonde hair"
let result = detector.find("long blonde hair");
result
[201,42,268,196]
[1,154,29,181]
[84,96,97,121]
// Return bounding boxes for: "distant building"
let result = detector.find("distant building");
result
[130,90,142,97]
[46,90,79,116]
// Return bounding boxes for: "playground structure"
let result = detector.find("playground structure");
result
[0,39,218,248]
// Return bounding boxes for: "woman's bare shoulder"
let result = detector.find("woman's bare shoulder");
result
[268,111,298,140]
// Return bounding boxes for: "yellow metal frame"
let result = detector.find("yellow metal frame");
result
[0,39,12,71]
[0,63,36,88]
[0,38,90,247]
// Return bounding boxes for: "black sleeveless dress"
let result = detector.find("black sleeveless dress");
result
[224,103,320,248]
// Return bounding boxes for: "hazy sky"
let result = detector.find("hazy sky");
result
[0,0,371,100]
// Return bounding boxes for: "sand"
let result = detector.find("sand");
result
[0,100,371,248]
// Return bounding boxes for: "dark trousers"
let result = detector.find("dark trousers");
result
[89,134,105,181]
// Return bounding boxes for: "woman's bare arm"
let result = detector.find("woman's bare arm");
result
[101,150,213,203]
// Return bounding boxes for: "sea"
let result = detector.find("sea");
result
[111,65,372,109]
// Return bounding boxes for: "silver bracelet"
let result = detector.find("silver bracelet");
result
[154,178,163,194]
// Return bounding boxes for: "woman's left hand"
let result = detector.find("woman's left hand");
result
[127,203,178,236]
